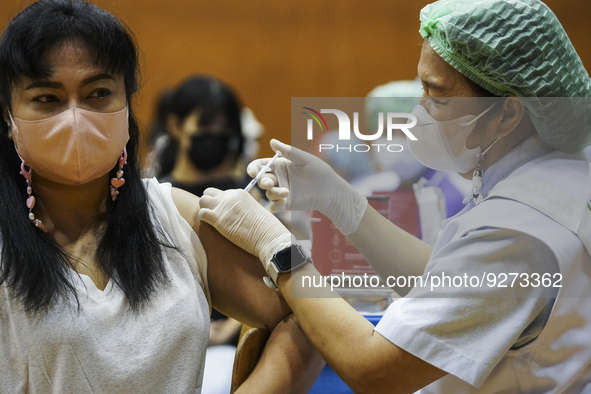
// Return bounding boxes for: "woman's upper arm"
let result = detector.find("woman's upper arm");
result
[170,187,291,330]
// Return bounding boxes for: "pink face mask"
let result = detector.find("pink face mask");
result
[9,106,130,185]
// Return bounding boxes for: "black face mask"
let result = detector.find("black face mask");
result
[188,134,234,171]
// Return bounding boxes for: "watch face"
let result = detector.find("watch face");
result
[273,245,308,272]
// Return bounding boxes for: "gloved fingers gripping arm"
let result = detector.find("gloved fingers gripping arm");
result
[199,187,293,270]
[248,139,368,235]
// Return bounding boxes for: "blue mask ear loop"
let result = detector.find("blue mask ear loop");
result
[462,102,502,205]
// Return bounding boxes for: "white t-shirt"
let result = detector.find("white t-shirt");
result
[0,178,211,393]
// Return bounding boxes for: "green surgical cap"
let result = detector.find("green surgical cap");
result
[365,80,423,131]
[420,0,591,153]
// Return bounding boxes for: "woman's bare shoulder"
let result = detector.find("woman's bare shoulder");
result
[170,187,201,231]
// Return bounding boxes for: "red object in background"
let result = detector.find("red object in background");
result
[373,190,421,239]
[311,196,390,277]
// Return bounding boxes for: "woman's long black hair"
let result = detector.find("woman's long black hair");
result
[0,0,172,313]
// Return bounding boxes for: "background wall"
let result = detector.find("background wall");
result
[1,0,590,160]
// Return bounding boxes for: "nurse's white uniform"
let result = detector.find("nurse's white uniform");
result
[376,136,591,393]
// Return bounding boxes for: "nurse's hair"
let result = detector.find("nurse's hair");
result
[0,0,173,313]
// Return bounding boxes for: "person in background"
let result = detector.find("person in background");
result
[151,75,247,196]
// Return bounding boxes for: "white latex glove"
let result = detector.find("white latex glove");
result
[247,139,368,235]
[198,188,292,270]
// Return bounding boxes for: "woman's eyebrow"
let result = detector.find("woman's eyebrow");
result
[80,73,115,86]
[25,81,63,90]
[24,73,115,90]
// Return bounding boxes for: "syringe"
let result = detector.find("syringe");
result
[244,150,282,192]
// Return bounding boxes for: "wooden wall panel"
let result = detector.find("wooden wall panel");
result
[1,0,589,160]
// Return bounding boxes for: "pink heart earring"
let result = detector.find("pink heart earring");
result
[110,148,127,201]
[20,160,46,232]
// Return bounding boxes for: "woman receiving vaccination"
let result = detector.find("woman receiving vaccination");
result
[0,1,323,393]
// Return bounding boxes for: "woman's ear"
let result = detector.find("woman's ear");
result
[2,106,14,140]
[166,113,182,141]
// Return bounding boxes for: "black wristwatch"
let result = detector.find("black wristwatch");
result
[263,243,311,290]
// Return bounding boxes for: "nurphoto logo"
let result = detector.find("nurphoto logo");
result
[303,107,418,153]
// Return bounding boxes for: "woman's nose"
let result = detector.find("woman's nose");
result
[66,98,83,109]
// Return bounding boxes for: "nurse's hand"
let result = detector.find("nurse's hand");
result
[248,139,368,235]
[198,188,292,269]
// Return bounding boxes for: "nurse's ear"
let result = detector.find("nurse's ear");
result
[496,96,526,139]
[466,96,525,150]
